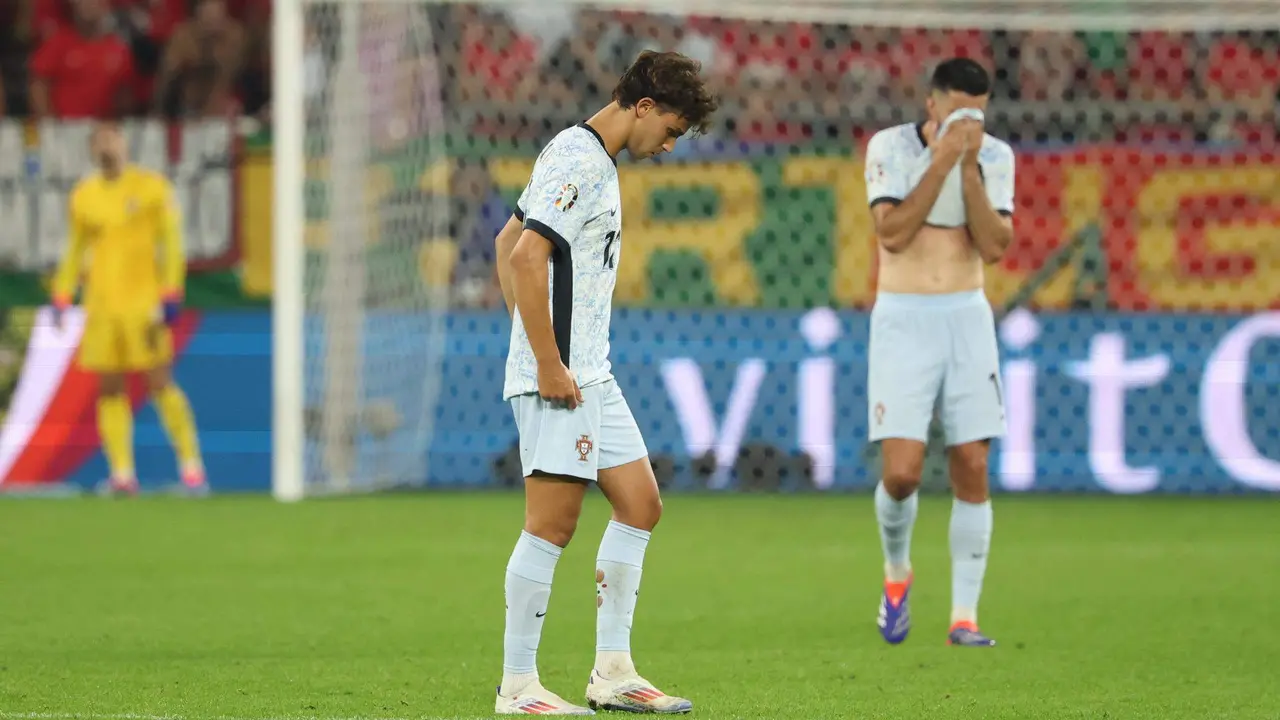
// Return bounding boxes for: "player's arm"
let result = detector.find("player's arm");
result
[157,179,186,323]
[509,155,596,408]
[961,140,1015,264]
[509,229,561,366]
[867,132,963,254]
[494,213,524,317]
[51,189,87,309]
[510,226,583,409]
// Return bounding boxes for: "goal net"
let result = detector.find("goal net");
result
[273,0,1278,498]
[274,0,451,498]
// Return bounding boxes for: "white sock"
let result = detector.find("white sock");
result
[501,531,562,695]
[875,481,918,582]
[594,520,650,679]
[949,498,993,626]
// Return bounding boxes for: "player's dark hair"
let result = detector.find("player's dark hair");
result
[612,50,719,134]
[930,57,991,96]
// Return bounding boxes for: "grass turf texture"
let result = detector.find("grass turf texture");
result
[0,494,1277,720]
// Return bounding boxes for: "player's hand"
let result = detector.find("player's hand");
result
[161,294,182,327]
[50,297,70,332]
[932,119,980,167]
[538,361,584,410]
[961,121,984,167]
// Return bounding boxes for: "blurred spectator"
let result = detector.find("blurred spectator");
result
[1204,32,1279,145]
[360,4,442,151]
[29,0,136,119]
[551,9,630,104]
[736,66,810,143]
[1128,31,1195,102]
[718,20,815,89]
[818,25,894,123]
[31,0,71,44]
[458,8,535,106]
[113,0,186,108]
[1,1,29,114]
[6,1,36,45]
[891,29,991,104]
[225,0,271,116]
[553,11,723,114]
[458,8,541,139]
[152,0,245,118]
[1020,31,1085,102]
[1079,30,1126,100]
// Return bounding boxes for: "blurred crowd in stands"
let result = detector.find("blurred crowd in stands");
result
[0,1,1275,146]
[0,0,269,120]
[438,7,1278,146]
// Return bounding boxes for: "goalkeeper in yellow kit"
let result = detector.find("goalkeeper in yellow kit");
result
[52,122,207,496]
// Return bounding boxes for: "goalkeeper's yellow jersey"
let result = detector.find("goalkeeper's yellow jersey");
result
[53,166,185,317]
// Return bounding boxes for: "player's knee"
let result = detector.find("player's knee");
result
[881,469,922,501]
[949,443,991,502]
[147,367,172,394]
[879,440,925,499]
[98,374,126,397]
[615,493,662,532]
[524,511,581,548]
[881,457,924,500]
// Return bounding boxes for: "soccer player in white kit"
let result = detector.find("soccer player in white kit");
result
[862,58,1015,648]
[491,51,718,715]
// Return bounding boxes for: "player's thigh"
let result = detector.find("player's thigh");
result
[511,389,605,545]
[77,314,126,374]
[940,301,1005,447]
[523,474,589,547]
[880,438,929,494]
[595,382,660,530]
[867,303,945,444]
[119,318,173,374]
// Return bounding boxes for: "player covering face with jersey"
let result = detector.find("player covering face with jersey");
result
[52,123,207,496]
[490,51,717,715]
[862,58,1015,648]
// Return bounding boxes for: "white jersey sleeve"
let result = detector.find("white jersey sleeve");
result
[863,130,910,208]
[979,139,1016,216]
[515,142,610,251]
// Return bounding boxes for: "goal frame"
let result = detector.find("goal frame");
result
[272,0,305,502]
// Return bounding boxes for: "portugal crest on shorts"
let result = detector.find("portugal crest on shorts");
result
[554,183,579,212]
[576,434,593,462]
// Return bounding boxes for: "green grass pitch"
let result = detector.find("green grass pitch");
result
[1,493,1278,720]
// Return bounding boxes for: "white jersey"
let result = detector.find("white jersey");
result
[504,124,622,401]
[863,122,1016,224]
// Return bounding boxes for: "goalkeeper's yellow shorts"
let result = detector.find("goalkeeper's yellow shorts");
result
[78,313,173,373]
